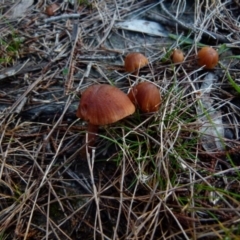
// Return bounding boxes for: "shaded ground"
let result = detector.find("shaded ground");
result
[1,0,240,239]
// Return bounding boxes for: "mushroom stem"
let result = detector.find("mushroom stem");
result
[80,123,99,158]
[86,123,99,148]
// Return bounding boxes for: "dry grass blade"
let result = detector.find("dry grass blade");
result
[1,0,240,239]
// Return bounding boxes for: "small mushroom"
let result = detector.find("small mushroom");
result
[197,46,219,69]
[124,52,148,74]
[128,82,161,113]
[171,49,184,64]
[77,84,135,154]
[45,3,59,16]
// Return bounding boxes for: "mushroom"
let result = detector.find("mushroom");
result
[128,82,161,113]
[45,3,59,16]
[124,52,148,74]
[171,49,184,64]
[197,46,219,69]
[77,84,135,154]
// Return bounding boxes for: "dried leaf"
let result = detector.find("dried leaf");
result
[115,19,168,37]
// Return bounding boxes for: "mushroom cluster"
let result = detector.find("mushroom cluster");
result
[76,46,219,156]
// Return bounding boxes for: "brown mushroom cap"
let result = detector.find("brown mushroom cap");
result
[128,82,161,113]
[45,3,59,16]
[77,84,135,125]
[171,49,184,64]
[125,52,149,73]
[197,46,219,69]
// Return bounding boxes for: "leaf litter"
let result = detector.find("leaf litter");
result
[0,0,240,239]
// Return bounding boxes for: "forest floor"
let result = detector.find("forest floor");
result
[1,0,240,239]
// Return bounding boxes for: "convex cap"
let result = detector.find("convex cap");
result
[125,52,148,73]
[77,84,135,125]
[128,82,161,113]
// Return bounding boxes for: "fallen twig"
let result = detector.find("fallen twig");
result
[44,13,81,23]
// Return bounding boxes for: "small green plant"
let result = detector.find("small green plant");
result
[78,0,92,8]
[62,68,69,76]
[0,231,8,240]
[0,31,23,66]
[226,68,240,94]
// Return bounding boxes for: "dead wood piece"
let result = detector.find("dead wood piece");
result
[0,61,48,80]
[20,101,78,121]
[44,13,81,23]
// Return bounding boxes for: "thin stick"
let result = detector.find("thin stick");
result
[44,13,81,23]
